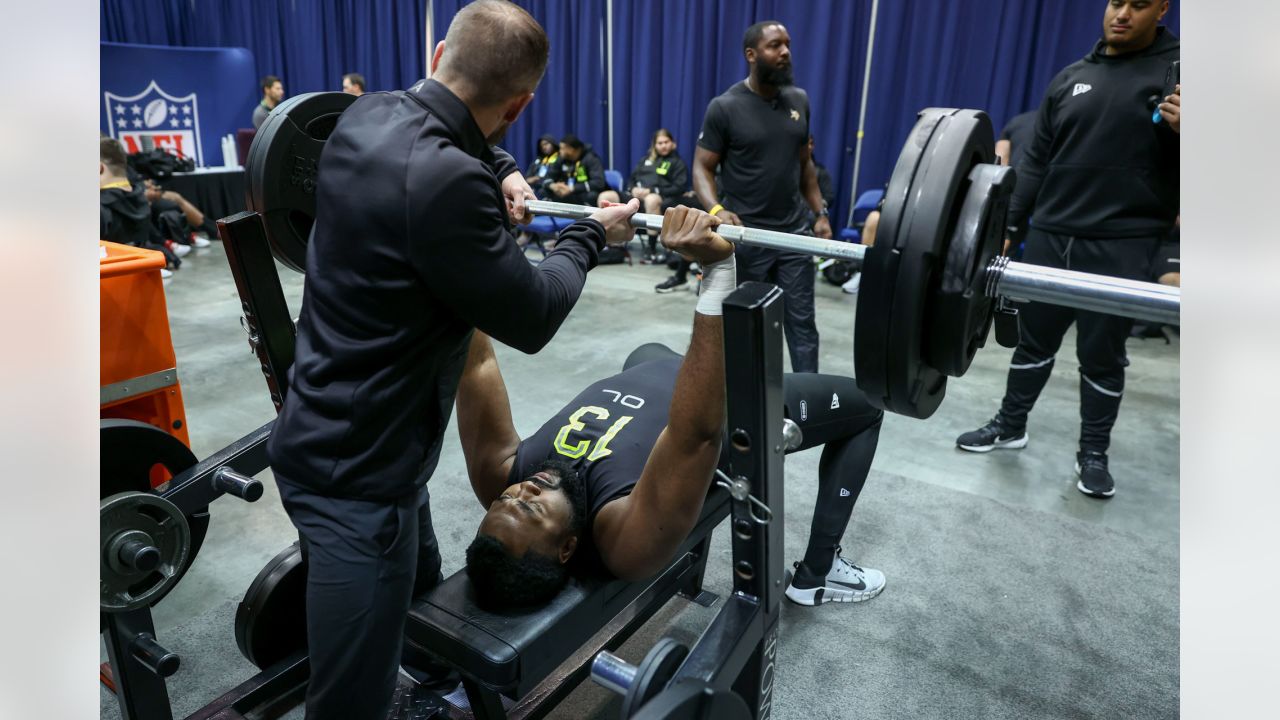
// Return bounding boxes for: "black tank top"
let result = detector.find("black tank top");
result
[508,357,680,524]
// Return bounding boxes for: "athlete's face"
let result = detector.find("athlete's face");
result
[1102,0,1167,53]
[748,25,793,86]
[477,467,579,563]
[539,139,556,156]
[654,134,675,157]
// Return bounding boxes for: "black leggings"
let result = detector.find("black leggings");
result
[624,344,883,574]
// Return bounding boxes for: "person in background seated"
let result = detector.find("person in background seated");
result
[524,134,561,196]
[545,134,607,207]
[598,128,698,263]
[839,192,882,295]
[252,75,285,129]
[342,72,366,96]
[458,206,886,609]
[144,180,213,249]
[99,137,178,276]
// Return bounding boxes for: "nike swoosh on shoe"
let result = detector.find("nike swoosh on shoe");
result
[829,579,866,591]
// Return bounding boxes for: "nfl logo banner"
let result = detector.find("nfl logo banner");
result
[101,43,257,168]
[105,81,203,164]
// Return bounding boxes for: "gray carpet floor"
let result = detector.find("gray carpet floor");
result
[103,465,1177,720]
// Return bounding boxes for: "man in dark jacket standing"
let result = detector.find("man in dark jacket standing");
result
[266,2,637,718]
[955,0,1180,500]
[546,133,608,206]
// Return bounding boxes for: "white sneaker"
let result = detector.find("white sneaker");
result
[160,268,174,280]
[841,272,861,294]
[191,234,211,248]
[165,240,192,258]
[784,549,885,606]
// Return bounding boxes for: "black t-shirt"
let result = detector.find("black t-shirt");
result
[508,357,680,526]
[999,111,1037,169]
[697,81,811,231]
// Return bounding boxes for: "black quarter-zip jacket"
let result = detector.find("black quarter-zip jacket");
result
[1009,27,1179,238]
[268,79,605,501]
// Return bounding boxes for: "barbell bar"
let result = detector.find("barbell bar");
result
[523,198,1180,327]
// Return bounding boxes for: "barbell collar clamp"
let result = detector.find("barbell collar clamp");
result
[212,466,264,502]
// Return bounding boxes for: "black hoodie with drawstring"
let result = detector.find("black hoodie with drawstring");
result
[1009,27,1179,239]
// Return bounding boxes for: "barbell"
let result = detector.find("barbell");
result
[246,97,1179,419]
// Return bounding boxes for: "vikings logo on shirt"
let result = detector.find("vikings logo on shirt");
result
[789,109,801,121]
[104,80,203,164]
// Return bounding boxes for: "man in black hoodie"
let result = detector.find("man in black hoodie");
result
[546,133,608,206]
[956,0,1179,500]
[99,137,178,272]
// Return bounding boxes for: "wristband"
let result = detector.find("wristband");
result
[695,256,737,316]
[709,204,724,216]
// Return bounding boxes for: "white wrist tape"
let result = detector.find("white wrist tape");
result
[695,256,737,316]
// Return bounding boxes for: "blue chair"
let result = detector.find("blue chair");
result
[518,215,575,264]
[604,169,624,194]
[838,188,885,242]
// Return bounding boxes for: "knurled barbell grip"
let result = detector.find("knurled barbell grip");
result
[212,466,264,502]
[525,200,866,263]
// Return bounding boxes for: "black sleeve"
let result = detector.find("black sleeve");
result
[585,154,607,193]
[99,203,115,239]
[655,155,688,196]
[626,160,644,190]
[1007,82,1060,229]
[490,147,519,181]
[697,99,729,155]
[409,162,605,354]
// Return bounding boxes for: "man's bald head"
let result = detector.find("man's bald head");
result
[435,0,549,107]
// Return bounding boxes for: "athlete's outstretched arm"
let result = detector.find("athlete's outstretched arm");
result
[594,207,735,580]
[456,332,521,507]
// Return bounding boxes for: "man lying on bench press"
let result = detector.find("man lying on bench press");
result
[456,205,886,608]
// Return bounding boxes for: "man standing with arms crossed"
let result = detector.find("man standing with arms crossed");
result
[266,2,637,717]
[693,21,832,373]
[955,0,1180,499]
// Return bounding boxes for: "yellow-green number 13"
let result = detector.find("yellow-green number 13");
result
[553,406,634,461]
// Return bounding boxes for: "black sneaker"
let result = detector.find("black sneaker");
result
[955,417,1028,453]
[655,275,688,293]
[1075,451,1115,498]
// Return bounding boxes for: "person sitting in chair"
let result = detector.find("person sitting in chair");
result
[457,205,887,609]
[598,128,699,261]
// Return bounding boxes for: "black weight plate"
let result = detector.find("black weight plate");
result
[245,91,356,273]
[854,108,950,408]
[235,542,308,669]
[622,638,690,718]
[100,419,209,595]
[925,162,1015,377]
[883,109,993,419]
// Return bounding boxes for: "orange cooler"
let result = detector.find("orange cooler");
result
[100,241,191,468]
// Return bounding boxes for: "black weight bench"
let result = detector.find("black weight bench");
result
[404,485,732,719]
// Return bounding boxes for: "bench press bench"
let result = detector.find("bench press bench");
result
[404,486,731,718]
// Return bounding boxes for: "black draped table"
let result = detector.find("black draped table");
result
[163,167,246,223]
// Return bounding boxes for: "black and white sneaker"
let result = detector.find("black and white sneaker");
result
[784,549,886,606]
[655,275,688,293]
[1075,451,1115,498]
[955,417,1028,453]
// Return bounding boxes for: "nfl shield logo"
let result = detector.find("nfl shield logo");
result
[104,80,203,165]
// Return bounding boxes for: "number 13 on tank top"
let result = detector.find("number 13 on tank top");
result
[552,389,645,462]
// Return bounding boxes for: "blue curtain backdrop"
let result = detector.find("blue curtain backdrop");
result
[429,0,609,183]
[99,0,427,97]
[102,0,1179,224]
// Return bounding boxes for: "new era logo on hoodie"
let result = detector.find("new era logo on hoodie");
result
[1072,83,1093,97]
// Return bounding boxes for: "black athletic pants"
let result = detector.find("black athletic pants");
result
[734,225,821,373]
[624,344,882,576]
[277,481,444,720]
[996,228,1161,453]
